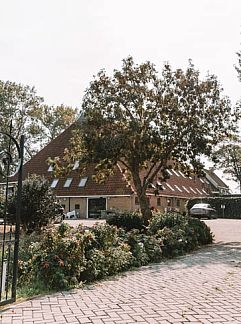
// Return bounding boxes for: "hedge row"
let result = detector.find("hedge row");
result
[186,196,241,219]
[18,213,213,291]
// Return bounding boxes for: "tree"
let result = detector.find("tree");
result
[213,143,241,192]
[0,80,77,160]
[33,104,78,147]
[0,80,43,160]
[235,47,241,82]
[212,46,241,193]
[7,175,63,233]
[53,57,238,220]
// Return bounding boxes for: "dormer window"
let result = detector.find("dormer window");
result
[78,177,88,187]
[64,178,73,188]
[50,179,59,188]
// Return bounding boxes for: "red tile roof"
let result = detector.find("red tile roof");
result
[11,122,219,199]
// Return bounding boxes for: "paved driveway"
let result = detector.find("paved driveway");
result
[1,219,241,323]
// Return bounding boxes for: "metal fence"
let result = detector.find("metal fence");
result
[0,132,24,306]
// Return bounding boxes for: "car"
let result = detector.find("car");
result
[189,203,217,219]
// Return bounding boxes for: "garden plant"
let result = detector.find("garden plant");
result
[17,212,213,297]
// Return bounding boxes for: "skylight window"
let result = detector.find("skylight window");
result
[202,189,207,194]
[195,188,203,195]
[79,177,88,187]
[166,183,175,191]
[182,186,190,193]
[157,181,165,190]
[50,179,59,188]
[189,187,197,194]
[166,169,172,176]
[48,165,53,172]
[73,161,79,170]
[64,178,73,188]
[179,171,186,178]
[174,185,182,192]
[172,170,180,177]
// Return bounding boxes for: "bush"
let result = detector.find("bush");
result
[106,211,146,231]
[8,174,63,233]
[18,223,133,290]
[17,213,213,294]
[148,213,213,257]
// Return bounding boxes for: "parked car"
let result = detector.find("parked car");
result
[189,203,217,219]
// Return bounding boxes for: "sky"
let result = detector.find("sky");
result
[0,0,241,191]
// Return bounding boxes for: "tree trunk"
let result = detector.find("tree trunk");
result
[131,170,152,222]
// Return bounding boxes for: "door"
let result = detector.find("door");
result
[88,198,106,218]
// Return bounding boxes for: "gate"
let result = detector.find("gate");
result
[0,128,24,306]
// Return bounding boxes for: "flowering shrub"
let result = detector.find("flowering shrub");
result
[148,213,213,257]
[18,213,213,292]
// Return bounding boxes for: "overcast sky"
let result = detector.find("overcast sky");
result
[1,0,241,191]
[0,0,240,109]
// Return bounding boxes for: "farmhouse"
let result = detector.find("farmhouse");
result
[2,122,230,218]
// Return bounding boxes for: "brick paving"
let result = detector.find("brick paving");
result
[1,219,241,323]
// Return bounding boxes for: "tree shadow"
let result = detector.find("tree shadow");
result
[148,241,241,271]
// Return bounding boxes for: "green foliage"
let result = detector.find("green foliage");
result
[106,211,146,231]
[123,229,162,266]
[0,80,77,161]
[56,56,238,220]
[212,143,241,192]
[148,212,188,232]
[8,175,63,233]
[187,196,241,219]
[17,214,213,294]
[148,213,213,257]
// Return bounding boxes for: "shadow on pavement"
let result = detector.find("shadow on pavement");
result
[156,241,241,270]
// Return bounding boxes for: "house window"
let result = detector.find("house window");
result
[176,199,180,207]
[78,177,88,187]
[182,186,190,193]
[167,198,172,206]
[189,187,197,194]
[64,178,73,188]
[50,179,59,188]
[174,185,182,192]
[48,165,53,172]
[75,204,80,209]
[195,188,203,195]
[179,171,186,178]
[157,197,161,206]
[166,169,172,176]
[172,170,180,177]
[166,183,175,191]
[73,161,79,170]
[135,197,139,205]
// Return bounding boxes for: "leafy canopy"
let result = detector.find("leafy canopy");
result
[53,57,239,219]
[7,175,63,233]
[0,80,77,161]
